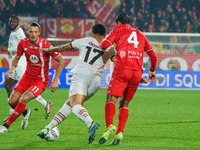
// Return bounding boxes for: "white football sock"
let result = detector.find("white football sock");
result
[46,103,72,130]
[35,95,47,108]
[8,98,14,115]
[72,104,93,128]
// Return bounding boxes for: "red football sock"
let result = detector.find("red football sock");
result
[6,102,26,126]
[116,106,129,134]
[105,101,116,128]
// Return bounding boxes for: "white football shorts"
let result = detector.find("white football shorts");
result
[9,55,26,81]
[69,73,100,101]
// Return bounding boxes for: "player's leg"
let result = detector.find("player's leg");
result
[37,94,98,143]
[71,75,100,143]
[7,91,34,127]
[3,75,17,122]
[37,77,78,139]
[99,95,118,144]
[70,94,99,144]
[0,91,21,132]
[20,82,48,130]
[110,70,142,145]
[34,95,52,119]
[19,90,36,129]
[2,80,45,132]
[37,99,72,139]
[4,77,17,97]
[104,70,128,129]
[71,77,100,127]
[116,98,130,134]
[105,96,118,128]
[99,70,127,144]
[67,74,97,128]
[110,97,129,145]
[0,89,34,132]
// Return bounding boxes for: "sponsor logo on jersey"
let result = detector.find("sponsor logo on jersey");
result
[30,55,39,63]
[29,45,38,49]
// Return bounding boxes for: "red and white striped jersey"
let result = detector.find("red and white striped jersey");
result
[16,37,60,84]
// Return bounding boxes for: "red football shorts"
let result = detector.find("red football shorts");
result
[13,75,48,97]
[107,69,142,101]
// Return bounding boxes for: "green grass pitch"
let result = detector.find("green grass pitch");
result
[0,88,199,150]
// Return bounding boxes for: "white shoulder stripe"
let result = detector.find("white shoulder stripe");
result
[146,49,153,52]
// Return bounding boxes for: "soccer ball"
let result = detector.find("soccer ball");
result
[45,127,59,141]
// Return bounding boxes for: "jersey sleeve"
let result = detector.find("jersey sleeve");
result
[8,39,18,52]
[50,51,60,59]
[71,39,82,50]
[144,36,153,52]
[144,36,157,72]
[17,29,26,43]
[48,43,60,59]
[8,29,26,52]
[106,28,117,44]
[43,39,60,59]
[147,50,157,72]
[100,27,117,50]
[16,40,24,57]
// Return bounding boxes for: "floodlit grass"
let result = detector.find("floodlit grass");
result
[0,88,200,150]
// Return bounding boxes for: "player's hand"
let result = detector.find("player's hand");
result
[148,72,156,83]
[6,69,14,79]
[140,77,149,83]
[49,80,58,92]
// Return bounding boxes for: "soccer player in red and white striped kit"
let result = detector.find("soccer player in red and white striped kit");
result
[0,22,64,133]
[99,13,157,145]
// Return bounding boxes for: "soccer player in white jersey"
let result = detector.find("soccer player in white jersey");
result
[37,24,116,144]
[2,16,52,121]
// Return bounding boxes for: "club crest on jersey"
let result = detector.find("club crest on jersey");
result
[30,55,39,63]
[29,45,37,49]
[120,51,126,58]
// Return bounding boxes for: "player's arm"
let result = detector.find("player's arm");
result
[49,55,64,92]
[146,50,157,83]
[100,29,116,50]
[6,55,20,78]
[100,39,113,50]
[44,43,73,53]
[144,35,157,83]
[7,40,24,78]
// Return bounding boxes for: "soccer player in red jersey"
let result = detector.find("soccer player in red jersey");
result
[2,16,53,122]
[98,13,157,145]
[0,22,64,133]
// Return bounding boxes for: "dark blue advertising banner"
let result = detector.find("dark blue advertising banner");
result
[0,69,200,89]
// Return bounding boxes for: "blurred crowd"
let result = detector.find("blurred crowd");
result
[121,0,200,33]
[1,0,200,44]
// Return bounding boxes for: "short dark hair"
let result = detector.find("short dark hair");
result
[28,22,41,30]
[115,13,130,24]
[92,24,106,36]
[9,16,19,22]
